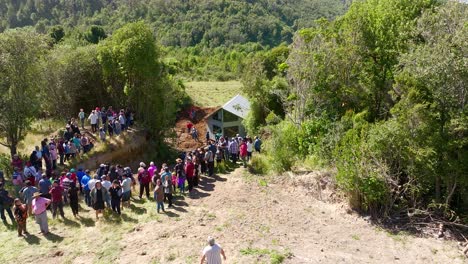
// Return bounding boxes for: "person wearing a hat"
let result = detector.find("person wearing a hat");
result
[31,192,51,235]
[90,181,108,220]
[13,198,28,237]
[174,158,186,193]
[49,180,65,219]
[200,236,226,264]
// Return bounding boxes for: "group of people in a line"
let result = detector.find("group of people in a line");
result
[83,107,134,140]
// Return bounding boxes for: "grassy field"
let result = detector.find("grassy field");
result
[0,119,64,155]
[184,81,243,107]
[0,195,163,263]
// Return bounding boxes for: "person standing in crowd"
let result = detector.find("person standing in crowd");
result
[246,137,253,161]
[200,236,227,264]
[154,179,165,213]
[119,111,126,131]
[81,170,91,206]
[90,181,108,220]
[137,162,151,200]
[185,158,195,192]
[239,139,248,168]
[61,173,73,204]
[78,109,86,129]
[229,137,239,163]
[121,174,132,209]
[20,180,37,216]
[254,136,262,153]
[31,192,51,235]
[163,172,173,208]
[0,183,15,224]
[13,198,28,237]
[68,182,79,217]
[101,175,112,207]
[49,180,65,219]
[11,154,24,172]
[49,140,58,170]
[109,180,122,215]
[88,110,98,133]
[206,131,210,144]
[38,174,51,199]
[175,158,186,193]
[205,147,215,177]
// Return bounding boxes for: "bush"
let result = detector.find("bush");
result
[248,154,270,175]
[265,121,299,172]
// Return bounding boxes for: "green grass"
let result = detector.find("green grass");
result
[0,196,166,263]
[185,81,243,107]
[240,247,291,264]
[0,119,64,155]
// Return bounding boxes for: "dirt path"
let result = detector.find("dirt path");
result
[118,168,465,264]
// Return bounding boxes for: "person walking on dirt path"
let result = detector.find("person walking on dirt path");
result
[205,147,215,177]
[229,138,239,163]
[201,236,226,264]
[192,127,200,142]
[31,192,51,235]
[206,131,210,144]
[13,198,28,237]
[239,139,248,168]
[254,136,262,153]
[154,179,165,213]
[185,158,195,192]
[187,122,193,133]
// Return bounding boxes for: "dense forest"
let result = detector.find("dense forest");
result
[244,0,467,219]
[0,0,348,47]
[0,0,466,222]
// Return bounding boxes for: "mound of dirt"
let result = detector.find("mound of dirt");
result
[174,106,218,152]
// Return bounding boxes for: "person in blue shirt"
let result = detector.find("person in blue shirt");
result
[38,174,51,199]
[75,168,85,194]
[81,170,91,206]
[254,136,262,153]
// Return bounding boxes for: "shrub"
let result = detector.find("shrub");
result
[265,121,299,172]
[248,154,270,175]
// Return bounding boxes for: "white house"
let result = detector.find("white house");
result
[205,94,250,139]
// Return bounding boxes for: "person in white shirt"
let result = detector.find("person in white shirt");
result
[201,237,226,264]
[101,175,112,207]
[88,110,99,133]
[87,176,98,192]
[246,138,254,161]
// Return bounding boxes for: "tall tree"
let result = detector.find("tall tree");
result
[0,29,48,156]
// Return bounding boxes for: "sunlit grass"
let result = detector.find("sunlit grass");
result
[184,80,243,107]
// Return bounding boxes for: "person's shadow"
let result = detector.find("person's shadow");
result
[44,232,64,242]
[24,233,40,245]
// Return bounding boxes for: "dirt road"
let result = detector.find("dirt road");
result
[118,168,465,264]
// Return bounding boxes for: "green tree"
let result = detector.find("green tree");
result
[0,29,48,156]
[85,25,107,44]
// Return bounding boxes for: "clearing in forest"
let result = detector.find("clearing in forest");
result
[185,81,243,107]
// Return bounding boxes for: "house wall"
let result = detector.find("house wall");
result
[206,109,247,139]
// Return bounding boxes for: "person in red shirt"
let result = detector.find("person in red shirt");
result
[185,158,195,192]
[239,139,248,168]
[186,122,193,133]
[137,163,151,200]
[11,154,23,171]
[49,180,65,219]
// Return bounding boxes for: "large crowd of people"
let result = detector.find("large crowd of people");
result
[0,107,262,263]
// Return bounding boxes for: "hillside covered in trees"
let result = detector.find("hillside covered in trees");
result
[0,0,349,47]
